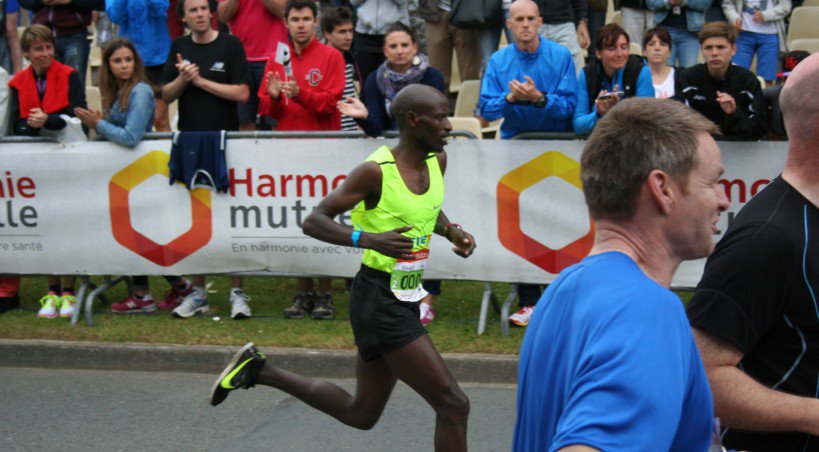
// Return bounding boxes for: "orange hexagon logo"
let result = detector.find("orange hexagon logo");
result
[109,151,212,266]
[497,151,594,274]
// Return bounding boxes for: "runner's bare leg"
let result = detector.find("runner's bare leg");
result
[257,354,398,429]
[383,335,469,452]
[256,336,468,451]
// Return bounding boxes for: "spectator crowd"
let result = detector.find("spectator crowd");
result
[0,0,812,326]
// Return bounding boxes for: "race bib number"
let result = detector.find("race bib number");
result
[390,248,429,302]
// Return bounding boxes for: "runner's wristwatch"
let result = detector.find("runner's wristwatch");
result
[534,94,547,108]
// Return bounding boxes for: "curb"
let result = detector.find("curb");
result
[0,339,519,384]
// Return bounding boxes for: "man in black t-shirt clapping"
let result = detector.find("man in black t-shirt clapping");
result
[161,0,251,320]
[687,53,819,451]
[161,0,250,131]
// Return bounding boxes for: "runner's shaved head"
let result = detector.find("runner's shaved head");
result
[391,84,447,130]
[780,53,819,147]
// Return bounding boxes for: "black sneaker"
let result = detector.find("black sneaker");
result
[311,292,334,320]
[209,342,266,407]
[283,291,314,319]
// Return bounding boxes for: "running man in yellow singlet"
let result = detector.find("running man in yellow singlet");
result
[209,84,476,451]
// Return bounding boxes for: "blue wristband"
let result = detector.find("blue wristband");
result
[351,230,362,248]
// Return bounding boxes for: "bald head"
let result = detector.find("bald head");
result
[507,0,542,48]
[390,84,447,130]
[780,53,819,144]
[509,0,539,17]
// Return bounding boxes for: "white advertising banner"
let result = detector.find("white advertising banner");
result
[0,138,787,287]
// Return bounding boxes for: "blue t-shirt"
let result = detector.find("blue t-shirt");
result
[513,252,714,452]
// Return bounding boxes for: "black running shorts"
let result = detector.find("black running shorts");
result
[349,265,427,362]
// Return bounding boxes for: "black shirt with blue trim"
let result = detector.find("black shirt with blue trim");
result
[688,176,819,451]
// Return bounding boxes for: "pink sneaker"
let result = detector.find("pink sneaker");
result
[159,283,192,311]
[420,303,435,325]
[112,294,157,313]
[509,306,534,327]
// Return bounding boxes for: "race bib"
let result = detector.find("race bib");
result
[390,248,429,302]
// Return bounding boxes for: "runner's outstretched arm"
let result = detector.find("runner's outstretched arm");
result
[302,162,415,260]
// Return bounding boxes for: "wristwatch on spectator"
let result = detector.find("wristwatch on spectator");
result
[534,94,547,108]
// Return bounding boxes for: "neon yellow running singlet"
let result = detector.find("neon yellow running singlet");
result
[351,146,444,302]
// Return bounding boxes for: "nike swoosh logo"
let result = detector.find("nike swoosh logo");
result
[220,357,254,389]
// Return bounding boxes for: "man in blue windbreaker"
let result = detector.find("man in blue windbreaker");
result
[479,0,577,141]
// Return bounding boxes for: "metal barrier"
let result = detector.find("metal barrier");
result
[0,129,479,143]
[3,130,779,333]
[510,131,777,142]
[510,132,580,141]
[487,130,779,337]
[0,136,60,143]
[1,130,482,326]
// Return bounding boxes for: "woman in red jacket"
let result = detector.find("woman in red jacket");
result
[8,24,87,319]
[8,24,86,137]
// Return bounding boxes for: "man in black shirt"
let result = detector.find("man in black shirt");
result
[687,53,819,451]
[161,0,249,131]
[677,22,766,140]
[161,0,251,320]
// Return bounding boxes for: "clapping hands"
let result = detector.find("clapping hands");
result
[175,53,200,85]
[337,96,369,119]
[507,76,543,103]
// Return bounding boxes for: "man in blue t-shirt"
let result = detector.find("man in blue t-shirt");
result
[513,97,728,451]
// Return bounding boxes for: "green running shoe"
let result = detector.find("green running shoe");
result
[209,342,266,406]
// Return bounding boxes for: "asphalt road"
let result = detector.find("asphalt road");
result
[0,367,517,451]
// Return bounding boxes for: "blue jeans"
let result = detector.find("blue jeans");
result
[665,26,700,69]
[734,31,778,82]
[478,10,512,76]
[55,33,90,88]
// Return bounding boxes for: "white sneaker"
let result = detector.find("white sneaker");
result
[37,293,59,319]
[509,306,535,327]
[230,289,252,320]
[172,287,209,319]
[58,294,78,318]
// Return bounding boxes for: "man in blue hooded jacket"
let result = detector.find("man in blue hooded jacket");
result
[479,0,576,140]
[478,0,577,327]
